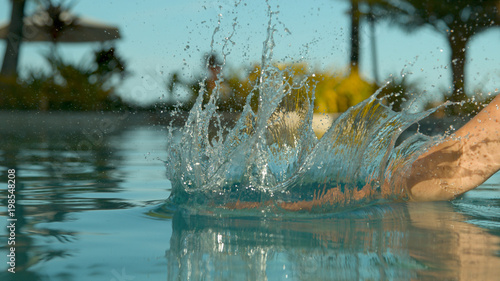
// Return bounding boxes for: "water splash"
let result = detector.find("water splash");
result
[163,7,441,215]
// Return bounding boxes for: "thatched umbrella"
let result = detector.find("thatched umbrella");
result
[0,2,120,77]
[0,9,120,43]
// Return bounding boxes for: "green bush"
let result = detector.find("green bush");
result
[0,47,129,111]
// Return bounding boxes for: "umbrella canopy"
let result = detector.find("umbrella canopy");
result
[0,10,120,43]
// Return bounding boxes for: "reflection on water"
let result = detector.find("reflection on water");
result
[164,204,421,280]
[161,199,500,281]
[0,112,170,280]
[0,112,499,280]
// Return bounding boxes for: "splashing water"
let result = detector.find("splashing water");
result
[163,8,442,215]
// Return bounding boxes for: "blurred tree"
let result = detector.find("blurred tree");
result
[1,0,75,77]
[349,0,361,72]
[366,1,380,82]
[372,0,500,113]
[342,1,379,105]
[376,75,419,111]
[39,0,77,43]
[41,47,128,110]
[344,0,381,81]
[0,0,27,77]
[92,47,127,86]
[0,46,129,110]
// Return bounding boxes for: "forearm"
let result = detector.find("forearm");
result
[408,95,500,201]
[456,95,500,173]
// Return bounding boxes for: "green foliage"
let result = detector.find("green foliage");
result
[0,47,129,111]
[372,0,500,35]
[39,0,78,42]
[371,0,500,111]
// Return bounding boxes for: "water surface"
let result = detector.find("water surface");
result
[0,112,499,280]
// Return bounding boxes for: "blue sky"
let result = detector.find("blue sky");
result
[1,0,499,106]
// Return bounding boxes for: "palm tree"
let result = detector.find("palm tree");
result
[349,0,361,71]
[372,0,500,111]
[345,0,382,90]
[0,0,27,77]
[1,0,80,78]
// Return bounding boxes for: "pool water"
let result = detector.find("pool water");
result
[1,112,500,280]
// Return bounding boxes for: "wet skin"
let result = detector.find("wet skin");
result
[408,94,500,201]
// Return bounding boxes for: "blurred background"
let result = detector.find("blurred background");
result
[0,0,499,114]
[1,2,500,280]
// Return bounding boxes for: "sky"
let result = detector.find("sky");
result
[0,0,499,106]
